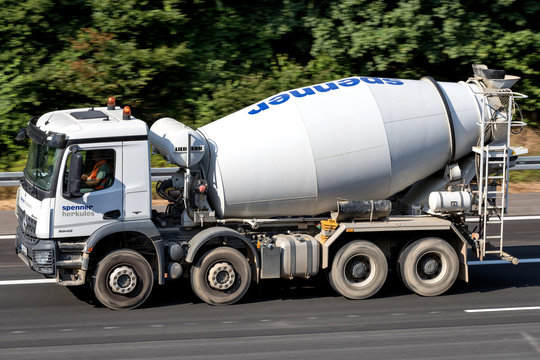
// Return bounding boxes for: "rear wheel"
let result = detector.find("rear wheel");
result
[398,237,458,296]
[93,249,154,310]
[190,247,251,305]
[328,240,388,299]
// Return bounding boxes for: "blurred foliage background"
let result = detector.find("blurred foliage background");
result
[0,0,538,171]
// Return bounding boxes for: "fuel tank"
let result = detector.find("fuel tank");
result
[193,76,485,218]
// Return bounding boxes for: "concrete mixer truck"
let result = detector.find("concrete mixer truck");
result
[14,65,528,309]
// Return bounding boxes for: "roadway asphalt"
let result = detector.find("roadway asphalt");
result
[0,194,539,359]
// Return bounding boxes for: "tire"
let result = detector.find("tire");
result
[398,237,459,297]
[93,249,154,310]
[190,247,251,305]
[328,240,388,300]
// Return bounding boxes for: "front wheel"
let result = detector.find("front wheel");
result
[328,240,388,300]
[398,237,459,297]
[190,247,251,305]
[93,249,154,310]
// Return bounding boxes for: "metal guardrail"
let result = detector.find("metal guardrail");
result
[1,158,538,187]
[0,172,23,187]
[150,167,179,182]
[0,168,180,187]
[513,156,540,170]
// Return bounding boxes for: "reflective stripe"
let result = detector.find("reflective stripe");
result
[88,160,108,189]
[88,160,106,179]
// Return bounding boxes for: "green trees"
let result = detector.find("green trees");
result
[1,0,538,170]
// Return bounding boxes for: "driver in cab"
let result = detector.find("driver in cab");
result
[81,150,113,191]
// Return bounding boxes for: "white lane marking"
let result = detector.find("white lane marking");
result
[521,331,540,354]
[468,258,540,265]
[466,215,540,222]
[346,315,359,318]
[0,279,56,286]
[10,331,26,334]
[103,326,119,330]
[150,324,164,328]
[0,264,33,268]
[0,235,16,240]
[465,306,540,313]
[59,329,75,332]
[220,321,237,324]
[260,319,272,322]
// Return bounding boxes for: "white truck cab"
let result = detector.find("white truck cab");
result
[16,104,159,286]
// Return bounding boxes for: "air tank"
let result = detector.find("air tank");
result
[152,75,487,218]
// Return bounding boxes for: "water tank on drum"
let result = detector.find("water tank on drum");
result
[197,76,484,218]
[149,117,207,167]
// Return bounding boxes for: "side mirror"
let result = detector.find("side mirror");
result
[15,128,27,141]
[66,152,83,198]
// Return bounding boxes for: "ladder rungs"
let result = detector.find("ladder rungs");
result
[476,98,512,257]
[483,123,509,126]
[472,147,511,155]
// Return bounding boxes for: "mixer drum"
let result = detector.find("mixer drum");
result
[198,76,483,218]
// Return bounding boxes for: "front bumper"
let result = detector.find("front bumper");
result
[15,226,56,276]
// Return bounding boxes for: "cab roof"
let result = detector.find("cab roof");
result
[34,106,148,143]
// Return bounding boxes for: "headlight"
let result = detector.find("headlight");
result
[33,250,53,265]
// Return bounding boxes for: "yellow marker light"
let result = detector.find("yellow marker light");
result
[122,106,131,120]
[107,97,116,109]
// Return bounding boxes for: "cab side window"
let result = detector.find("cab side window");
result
[64,149,116,194]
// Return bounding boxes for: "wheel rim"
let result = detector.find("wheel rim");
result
[108,265,138,294]
[415,251,447,283]
[207,262,236,291]
[343,255,375,286]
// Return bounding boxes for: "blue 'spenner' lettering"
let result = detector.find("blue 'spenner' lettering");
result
[62,205,94,211]
[248,76,404,115]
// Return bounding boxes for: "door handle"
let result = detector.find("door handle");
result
[103,210,121,220]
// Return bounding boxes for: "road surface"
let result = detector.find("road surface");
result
[0,194,539,359]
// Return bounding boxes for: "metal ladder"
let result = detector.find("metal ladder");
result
[471,87,526,264]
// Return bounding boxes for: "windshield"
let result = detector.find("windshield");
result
[24,141,62,191]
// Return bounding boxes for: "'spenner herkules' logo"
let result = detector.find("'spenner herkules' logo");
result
[61,205,95,217]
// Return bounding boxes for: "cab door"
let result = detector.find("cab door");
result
[53,143,123,238]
